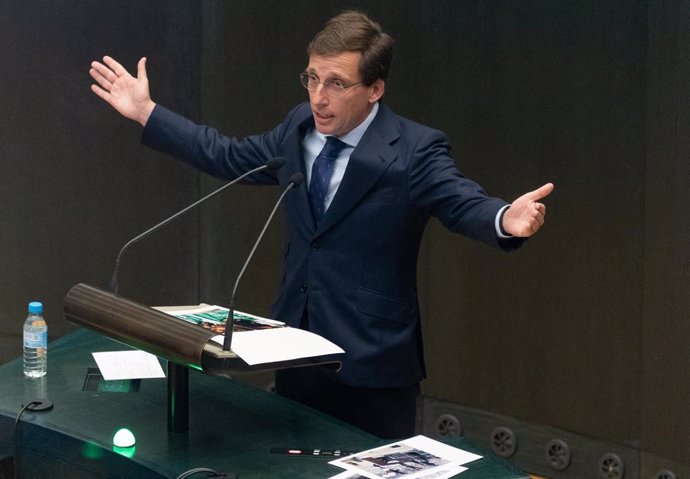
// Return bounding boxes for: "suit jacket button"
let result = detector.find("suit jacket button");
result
[300,284,307,293]
[311,242,319,251]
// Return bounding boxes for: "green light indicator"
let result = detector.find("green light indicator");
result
[113,427,136,448]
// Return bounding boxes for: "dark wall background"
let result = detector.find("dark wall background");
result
[642,0,690,464]
[422,0,646,443]
[0,1,203,358]
[1,0,688,471]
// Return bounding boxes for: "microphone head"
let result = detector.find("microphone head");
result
[288,172,304,187]
[265,157,286,171]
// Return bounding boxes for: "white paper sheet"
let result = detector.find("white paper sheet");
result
[92,350,166,380]
[211,327,344,365]
[328,465,468,479]
[329,435,481,479]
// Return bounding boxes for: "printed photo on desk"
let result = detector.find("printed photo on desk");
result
[329,435,481,479]
[154,304,284,333]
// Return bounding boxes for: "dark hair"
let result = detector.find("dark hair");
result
[307,11,394,86]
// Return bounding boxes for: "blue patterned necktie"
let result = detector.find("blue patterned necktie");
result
[309,136,347,223]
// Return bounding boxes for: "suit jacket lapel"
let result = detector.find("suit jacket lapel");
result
[282,113,316,235]
[316,103,400,236]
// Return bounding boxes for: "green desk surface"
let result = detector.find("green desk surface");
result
[0,329,528,478]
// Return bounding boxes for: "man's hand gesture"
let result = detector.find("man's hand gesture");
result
[90,56,155,126]
[502,183,554,237]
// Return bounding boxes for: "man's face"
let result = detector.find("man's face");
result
[306,51,384,137]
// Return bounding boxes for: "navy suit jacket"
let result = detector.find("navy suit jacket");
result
[142,101,523,387]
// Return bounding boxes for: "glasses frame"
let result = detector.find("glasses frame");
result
[299,72,362,95]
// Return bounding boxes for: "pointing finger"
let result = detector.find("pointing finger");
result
[525,182,554,201]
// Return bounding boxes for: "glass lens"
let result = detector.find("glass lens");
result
[299,73,310,89]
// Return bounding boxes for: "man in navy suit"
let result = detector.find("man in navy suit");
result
[90,11,553,438]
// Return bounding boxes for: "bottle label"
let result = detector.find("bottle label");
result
[24,331,47,347]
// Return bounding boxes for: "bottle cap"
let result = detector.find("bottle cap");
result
[28,302,43,314]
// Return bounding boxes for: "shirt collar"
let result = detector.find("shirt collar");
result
[313,102,380,148]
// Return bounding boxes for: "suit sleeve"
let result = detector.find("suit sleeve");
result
[409,128,524,251]
[140,104,288,184]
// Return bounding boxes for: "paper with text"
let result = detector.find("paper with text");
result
[92,350,166,380]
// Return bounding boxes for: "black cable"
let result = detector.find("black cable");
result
[175,467,234,479]
[12,400,54,479]
[13,401,39,479]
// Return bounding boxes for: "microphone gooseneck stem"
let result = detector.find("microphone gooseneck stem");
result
[223,175,302,351]
[107,159,286,295]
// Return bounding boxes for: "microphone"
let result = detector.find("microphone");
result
[222,172,304,351]
[108,157,286,294]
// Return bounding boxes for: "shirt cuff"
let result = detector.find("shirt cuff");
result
[495,205,513,238]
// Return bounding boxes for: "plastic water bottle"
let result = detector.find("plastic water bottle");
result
[23,301,47,378]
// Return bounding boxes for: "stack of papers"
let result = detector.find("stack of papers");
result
[156,303,344,365]
[327,435,482,479]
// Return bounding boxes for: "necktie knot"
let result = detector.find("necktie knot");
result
[320,136,348,159]
[309,136,348,223]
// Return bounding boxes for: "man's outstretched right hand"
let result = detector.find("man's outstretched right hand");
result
[90,56,156,126]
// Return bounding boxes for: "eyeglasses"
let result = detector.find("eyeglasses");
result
[299,72,362,95]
